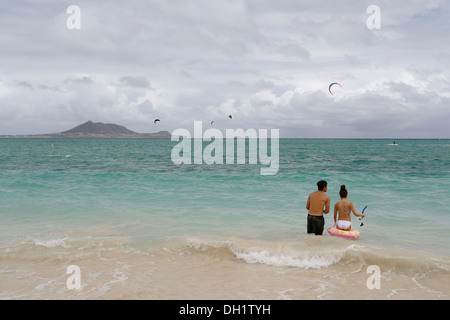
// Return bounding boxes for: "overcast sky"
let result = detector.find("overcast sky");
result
[0,0,449,138]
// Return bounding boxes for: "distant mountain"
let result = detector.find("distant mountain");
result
[0,121,171,138]
[62,121,137,135]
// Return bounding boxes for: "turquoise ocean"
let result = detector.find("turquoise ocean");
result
[1,138,449,299]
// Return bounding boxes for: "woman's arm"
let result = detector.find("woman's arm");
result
[351,203,365,217]
[334,203,338,224]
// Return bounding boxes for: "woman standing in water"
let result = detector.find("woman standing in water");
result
[334,185,365,231]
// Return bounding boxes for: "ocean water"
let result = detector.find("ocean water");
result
[0,138,449,299]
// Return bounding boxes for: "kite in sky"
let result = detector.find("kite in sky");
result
[329,82,342,95]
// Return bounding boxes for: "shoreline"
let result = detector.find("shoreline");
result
[1,231,449,300]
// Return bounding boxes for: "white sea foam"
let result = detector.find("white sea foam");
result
[96,263,130,296]
[186,237,347,269]
[33,237,70,248]
[231,247,344,269]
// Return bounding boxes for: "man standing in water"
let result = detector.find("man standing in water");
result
[306,180,330,235]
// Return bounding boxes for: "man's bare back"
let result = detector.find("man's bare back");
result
[306,190,330,216]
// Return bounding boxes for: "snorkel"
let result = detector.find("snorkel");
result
[359,206,367,227]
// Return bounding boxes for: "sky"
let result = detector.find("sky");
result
[0,0,449,138]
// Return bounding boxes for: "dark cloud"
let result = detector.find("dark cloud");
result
[63,77,93,85]
[17,81,33,88]
[119,76,150,88]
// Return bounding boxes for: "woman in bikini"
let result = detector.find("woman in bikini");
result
[334,185,365,231]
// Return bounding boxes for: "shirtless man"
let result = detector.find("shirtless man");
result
[306,180,330,235]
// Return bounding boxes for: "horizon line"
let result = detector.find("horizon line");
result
[0,136,449,140]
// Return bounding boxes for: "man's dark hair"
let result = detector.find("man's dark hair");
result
[317,180,327,191]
